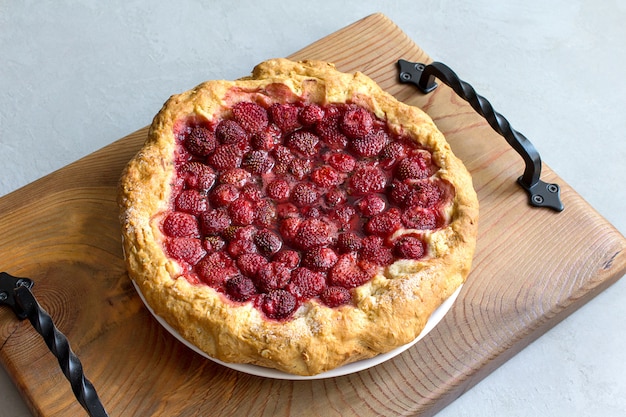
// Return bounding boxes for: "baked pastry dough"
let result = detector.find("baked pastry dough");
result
[118,59,478,376]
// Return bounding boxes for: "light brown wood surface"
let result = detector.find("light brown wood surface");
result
[1,13,625,417]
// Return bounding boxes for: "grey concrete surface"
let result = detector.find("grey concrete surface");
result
[1,1,624,416]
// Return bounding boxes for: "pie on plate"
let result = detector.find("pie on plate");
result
[118,58,479,376]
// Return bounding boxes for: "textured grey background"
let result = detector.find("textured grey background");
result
[1,1,625,416]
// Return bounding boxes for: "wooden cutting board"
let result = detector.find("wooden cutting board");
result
[1,13,625,417]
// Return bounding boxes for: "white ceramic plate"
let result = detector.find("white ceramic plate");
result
[133,281,462,380]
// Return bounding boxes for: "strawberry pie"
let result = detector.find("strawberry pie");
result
[118,59,479,376]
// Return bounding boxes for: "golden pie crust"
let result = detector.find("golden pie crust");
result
[118,59,479,376]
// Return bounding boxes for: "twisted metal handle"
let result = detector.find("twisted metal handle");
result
[0,272,108,417]
[14,286,109,417]
[397,59,564,212]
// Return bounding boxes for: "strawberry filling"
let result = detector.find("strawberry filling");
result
[160,89,453,320]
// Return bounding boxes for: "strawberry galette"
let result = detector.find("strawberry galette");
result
[118,59,479,376]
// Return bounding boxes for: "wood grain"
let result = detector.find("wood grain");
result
[0,13,625,417]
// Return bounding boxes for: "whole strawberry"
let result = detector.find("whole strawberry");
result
[232,102,269,134]
[162,211,200,238]
[340,106,374,139]
[320,286,352,307]
[225,275,257,302]
[259,289,297,320]
[184,126,217,157]
[288,267,326,299]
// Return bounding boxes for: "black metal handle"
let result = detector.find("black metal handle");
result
[0,272,109,417]
[397,59,564,212]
